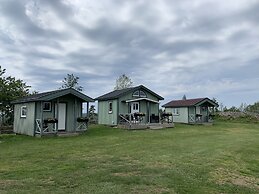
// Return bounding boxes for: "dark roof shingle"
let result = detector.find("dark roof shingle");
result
[96,85,164,101]
[162,98,211,107]
[12,88,94,104]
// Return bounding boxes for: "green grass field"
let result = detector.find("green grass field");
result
[0,121,258,194]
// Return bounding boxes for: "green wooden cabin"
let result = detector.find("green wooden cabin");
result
[96,85,164,126]
[162,98,218,124]
[12,88,94,136]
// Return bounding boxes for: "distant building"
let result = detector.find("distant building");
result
[12,88,94,136]
[163,98,218,124]
[96,85,164,126]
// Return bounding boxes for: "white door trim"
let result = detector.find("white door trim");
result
[55,103,66,131]
[131,102,139,113]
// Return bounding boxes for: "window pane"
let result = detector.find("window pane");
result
[21,106,27,117]
[139,90,147,97]
[133,90,139,97]
[109,102,113,112]
[43,102,51,111]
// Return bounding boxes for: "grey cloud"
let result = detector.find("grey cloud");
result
[241,1,259,24]
[0,0,259,107]
[0,32,15,45]
[0,0,71,41]
[39,0,74,18]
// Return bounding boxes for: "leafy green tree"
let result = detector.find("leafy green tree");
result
[238,103,247,112]
[114,74,133,90]
[60,74,83,91]
[88,105,97,124]
[245,102,259,113]
[227,106,240,112]
[212,97,219,112]
[0,66,30,125]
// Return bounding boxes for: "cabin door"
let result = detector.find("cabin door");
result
[201,106,208,122]
[55,103,66,130]
[131,102,139,113]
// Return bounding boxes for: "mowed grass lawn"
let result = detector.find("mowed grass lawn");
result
[0,122,258,194]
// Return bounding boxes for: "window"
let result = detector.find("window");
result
[172,108,179,115]
[21,106,27,118]
[132,90,139,97]
[132,90,147,98]
[43,102,51,111]
[133,103,139,111]
[139,90,147,97]
[108,102,113,113]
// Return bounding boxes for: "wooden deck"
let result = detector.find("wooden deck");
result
[118,123,174,130]
[35,130,87,137]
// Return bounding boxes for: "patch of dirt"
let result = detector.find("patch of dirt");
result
[211,167,259,190]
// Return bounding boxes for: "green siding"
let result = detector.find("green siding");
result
[33,95,84,133]
[14,94,86,136]
[166,107,189,123]
[189,107,196,123]
[98,100,118,125]
[98,88,160,125]
[57,95,81,132]
[14,102,35,136]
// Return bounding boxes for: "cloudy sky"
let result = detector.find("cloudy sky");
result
[0,0,259,107]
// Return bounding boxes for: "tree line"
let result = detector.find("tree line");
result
[1,65,258,126]
[0,66,133,126]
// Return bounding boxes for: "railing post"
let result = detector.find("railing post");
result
[40,101,43,136]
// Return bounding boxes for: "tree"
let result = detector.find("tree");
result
[212,97,219,112]
[227,106,239,112]
[114,74,133,90]
[88,105,97,124]
[60,74,83,91]
[0,66,30,125]
[219,102,224,112]
[245,102,259,113]
[239,103,247,112]
[182,95,187,100]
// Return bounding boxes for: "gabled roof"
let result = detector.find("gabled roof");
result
[95,85,164,101]
[11,88,94,104]
[162,98,218,108]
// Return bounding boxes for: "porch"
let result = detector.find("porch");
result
[35,117,89,136]
[33,92,92,136]
[118,113,174,130]
[188,106,215,124]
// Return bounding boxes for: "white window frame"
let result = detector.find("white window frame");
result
[21,106,27,118]
[43,102,51,112]
[133,90,147,98]
[108,102,113,114]
[132,90,139,97]
[172,108,179,115]
[139,90,147,97]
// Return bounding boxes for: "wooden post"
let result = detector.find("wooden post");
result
[87,102,89,129]
[87,102,89,117]
[40,101,43,137]
[74,98,77,131]
[129,102,132,124]
[158,102,160,123]
[56,98,59,133]
[147,101,150,124]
